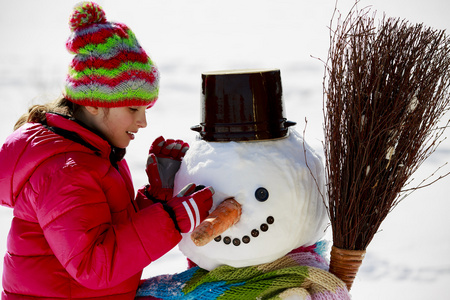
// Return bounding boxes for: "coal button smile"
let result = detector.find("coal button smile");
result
[214,217,275,245]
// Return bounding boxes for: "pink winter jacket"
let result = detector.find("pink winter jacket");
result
[0,113,182,299]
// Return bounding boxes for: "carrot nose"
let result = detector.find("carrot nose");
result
[190,198,242,246]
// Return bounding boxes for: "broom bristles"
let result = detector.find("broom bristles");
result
[323,5,450,252]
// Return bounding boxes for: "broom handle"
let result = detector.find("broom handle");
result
[329,246,366,291]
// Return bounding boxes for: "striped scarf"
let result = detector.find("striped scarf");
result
[136,241,350,299]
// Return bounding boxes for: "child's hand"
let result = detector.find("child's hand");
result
[145,136,189,201]
[166,183,214,233]
[149,136,189,160]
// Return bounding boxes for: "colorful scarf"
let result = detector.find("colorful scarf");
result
[136,241,350,299]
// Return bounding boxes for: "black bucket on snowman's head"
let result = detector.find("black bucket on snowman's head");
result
[191,69,296,142]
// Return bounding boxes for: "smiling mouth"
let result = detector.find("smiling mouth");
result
[126,131,136,139]
[213,216,275,246]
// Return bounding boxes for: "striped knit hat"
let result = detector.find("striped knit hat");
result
[65,2,159,108]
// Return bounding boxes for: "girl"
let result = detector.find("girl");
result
[0,2,213,299]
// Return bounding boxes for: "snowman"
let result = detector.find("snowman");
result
[137,69,350,299]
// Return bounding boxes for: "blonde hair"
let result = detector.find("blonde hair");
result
[14,97,82,131]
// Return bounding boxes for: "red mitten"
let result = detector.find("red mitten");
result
[166,184,214,233]
[145,136,189,201]
[149,136,189,160]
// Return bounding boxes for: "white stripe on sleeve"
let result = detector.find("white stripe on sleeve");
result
[182,201,195,233]
[189,198,201,228]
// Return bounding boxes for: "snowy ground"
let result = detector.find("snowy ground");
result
[1,0,449,298]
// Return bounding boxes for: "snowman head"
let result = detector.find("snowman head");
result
[175,129,328,270]
[174,69,328,270]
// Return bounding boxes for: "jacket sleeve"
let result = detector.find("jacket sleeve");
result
[135,185,155,210]
[33,158,182,290]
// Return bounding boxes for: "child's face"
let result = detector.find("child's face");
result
[93,106,148,148]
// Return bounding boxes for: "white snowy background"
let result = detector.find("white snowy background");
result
[1,0,449,298]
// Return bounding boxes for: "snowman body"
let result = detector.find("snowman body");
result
[174,129,328,270]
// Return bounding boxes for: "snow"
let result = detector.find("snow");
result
[0,0,449,298]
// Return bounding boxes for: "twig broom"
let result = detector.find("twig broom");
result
[323,5,450,291]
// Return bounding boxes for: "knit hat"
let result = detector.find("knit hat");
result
[64,2,159,108]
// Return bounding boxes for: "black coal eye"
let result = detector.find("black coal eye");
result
[255,187,269,202]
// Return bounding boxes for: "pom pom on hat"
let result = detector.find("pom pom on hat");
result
[64,1,159,108]
[69,2,106,32]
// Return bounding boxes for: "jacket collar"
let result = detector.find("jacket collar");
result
[45,113,126,162]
